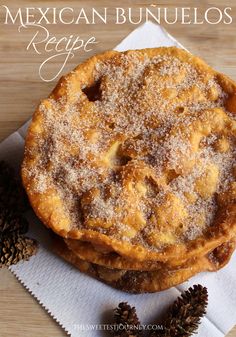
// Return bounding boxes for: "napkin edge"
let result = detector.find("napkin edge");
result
[10,267,71,336]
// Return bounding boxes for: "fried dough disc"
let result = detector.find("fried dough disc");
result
[22,47,236,263]
[53,236,236,293]
[65,238,222,270]
[65,238,163,271]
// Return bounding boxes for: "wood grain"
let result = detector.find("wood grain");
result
[0,0,236,336]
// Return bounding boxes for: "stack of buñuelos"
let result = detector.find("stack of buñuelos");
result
[22,47,236,293]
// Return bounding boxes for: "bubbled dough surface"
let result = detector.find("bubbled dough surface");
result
[22,47,236,262]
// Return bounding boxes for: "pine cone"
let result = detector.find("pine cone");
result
[150,284,208,337]
[0,160,29,213]
[0,234,38,267]
[0,206,28,238]
[113,302,142,337]
[0,160,29,240]
[0,160,37,268]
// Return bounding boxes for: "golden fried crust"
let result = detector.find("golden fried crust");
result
[22,47,236,262]
[65,238,164,271]
[65,236,233,270]
[53,236,236,293]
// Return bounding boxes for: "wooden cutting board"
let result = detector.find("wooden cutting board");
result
[0,0,236,336]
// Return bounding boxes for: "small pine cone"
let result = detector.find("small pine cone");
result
[0,161,29,212]
[114,302,142,337]
[0,208,28,239]
[150,285,208,337]
[0,234,38,267]
[0,161,30,240]
[0,161,37,269]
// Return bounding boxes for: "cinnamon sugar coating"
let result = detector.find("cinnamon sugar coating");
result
[22,48,236,265]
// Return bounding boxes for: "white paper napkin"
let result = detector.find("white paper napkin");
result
[1,21,235,337]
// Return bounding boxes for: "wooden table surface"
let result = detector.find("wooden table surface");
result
[0,0,236,336]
